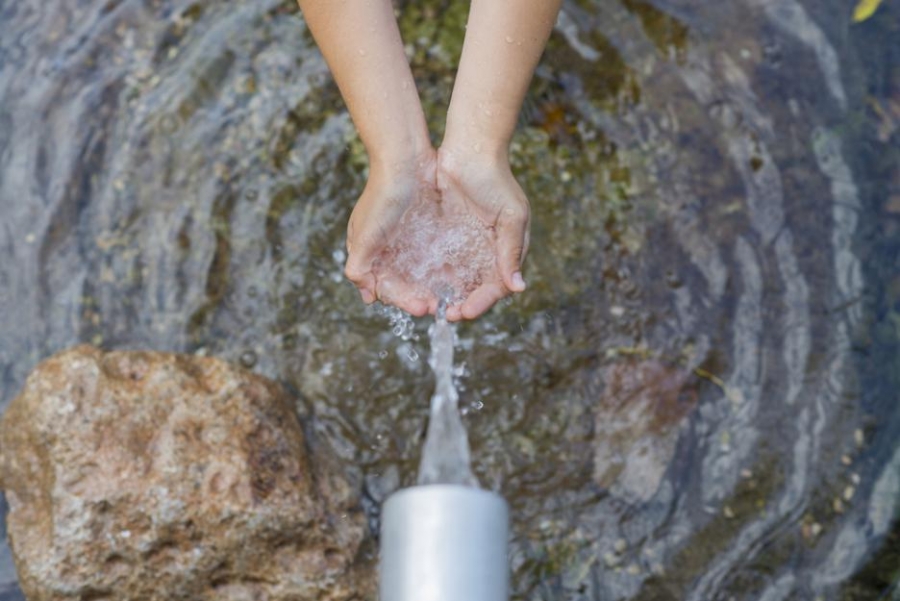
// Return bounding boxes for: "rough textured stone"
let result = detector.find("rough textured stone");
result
[0,345,371,601]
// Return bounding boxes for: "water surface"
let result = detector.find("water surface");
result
[1,0,899,599]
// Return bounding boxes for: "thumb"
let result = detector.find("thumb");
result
[344,257,376,303]
[496,203,529,292]
[344,233,378,303]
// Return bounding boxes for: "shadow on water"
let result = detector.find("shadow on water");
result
[1,0,899,599]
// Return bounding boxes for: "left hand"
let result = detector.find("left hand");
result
[435,145,530,321]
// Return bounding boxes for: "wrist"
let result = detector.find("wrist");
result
[441,121,512,168]
[438,135,510,179]
[368,136,437,192]
[366,124,433,177]
[443,94,517,165]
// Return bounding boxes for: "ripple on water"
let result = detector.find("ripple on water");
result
[0,0,898,599]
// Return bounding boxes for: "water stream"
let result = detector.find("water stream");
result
[417,304,478,488]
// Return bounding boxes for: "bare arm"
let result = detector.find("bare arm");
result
[443,0,562,160]
[298,0,437,315]
[439,0,562,320]
[297,0,430,171]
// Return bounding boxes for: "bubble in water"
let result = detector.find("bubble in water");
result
[384,306,417,341]
[239,350,257,368]
[159,114,178,134]
[417,312,478,487]
[372,190,496,309]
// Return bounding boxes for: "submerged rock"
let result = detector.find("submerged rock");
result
[594,359,698,503]
[0,346,369,601]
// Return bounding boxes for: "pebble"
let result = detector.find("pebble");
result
[239,350,257,369]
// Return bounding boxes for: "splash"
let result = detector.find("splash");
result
[373,193,496,307]
[417,301,479,487]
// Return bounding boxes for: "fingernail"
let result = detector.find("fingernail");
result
[512,272,526,291]
[360,289,375,304]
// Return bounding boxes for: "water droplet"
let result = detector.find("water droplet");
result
[358,49,367,56]
[665,270,683,288]
[239,350,257,368]
[505,35,514,43]
[378,349,389,359]
[406,348,419,362]
[159,114,178,134]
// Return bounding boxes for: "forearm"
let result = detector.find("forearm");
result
[443,0,562,161]
[297,0,430,170]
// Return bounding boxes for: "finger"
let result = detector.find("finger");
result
[377,277,430,317]
[405,297,430,318]
[446,304,464,322]
[496,203,530,292]
[460,281,507,320]
[425,295,440,317]
[345,206,390,286]
[345,258,377,303]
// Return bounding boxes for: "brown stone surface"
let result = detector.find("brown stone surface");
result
[594,359,698,503]
[0,345,371,601]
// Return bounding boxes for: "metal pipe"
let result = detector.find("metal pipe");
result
[379,485,509,601]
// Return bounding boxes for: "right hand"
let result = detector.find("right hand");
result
[344,148,439,317]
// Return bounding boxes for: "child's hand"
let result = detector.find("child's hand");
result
[436,146,530,321]
[344,149,438,317]
[345,145,529,321]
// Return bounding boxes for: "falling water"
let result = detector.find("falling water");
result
[417,302,478,487]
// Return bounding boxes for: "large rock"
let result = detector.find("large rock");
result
[0,346,370,601]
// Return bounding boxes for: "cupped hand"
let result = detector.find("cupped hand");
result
[345,146,530,321]
[344,148,439,317]
[435,146,530,321]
